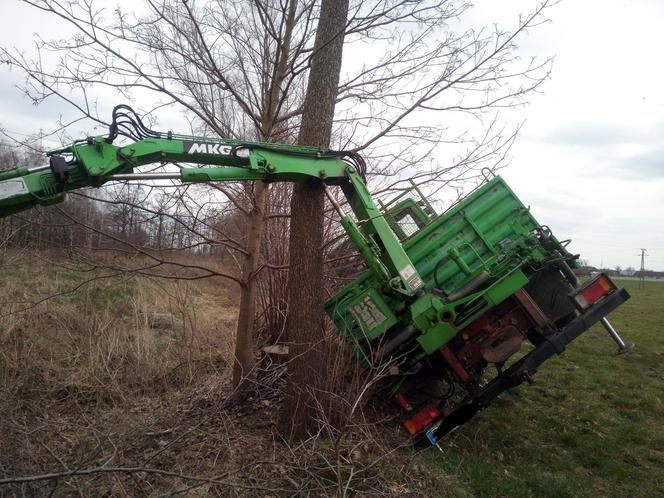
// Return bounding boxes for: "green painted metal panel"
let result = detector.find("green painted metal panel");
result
[326,176,564,366]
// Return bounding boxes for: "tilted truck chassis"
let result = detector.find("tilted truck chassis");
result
[0,105,630,449]
[414,285,630,449]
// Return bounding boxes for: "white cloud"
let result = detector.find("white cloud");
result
[467,0,664,270]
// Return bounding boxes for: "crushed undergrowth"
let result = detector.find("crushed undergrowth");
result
[1,367,423,496]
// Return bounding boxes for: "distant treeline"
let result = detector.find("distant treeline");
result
[0,142,243,255]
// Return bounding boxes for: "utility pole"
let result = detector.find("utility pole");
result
[638,248,648,290]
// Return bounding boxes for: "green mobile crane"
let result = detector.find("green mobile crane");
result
[0,105,629,449]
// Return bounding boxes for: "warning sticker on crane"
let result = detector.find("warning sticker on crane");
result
[0,178,28,200]
[400,264,424,291]
[400,264,416,280]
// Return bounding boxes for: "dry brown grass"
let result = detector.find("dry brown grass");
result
[0,251,427,497]
[0,251,236,410]
[0,251,243,491]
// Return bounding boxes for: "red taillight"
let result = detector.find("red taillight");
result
[572,273,616,310]
[395,392,412,412]
[403,405,440,435]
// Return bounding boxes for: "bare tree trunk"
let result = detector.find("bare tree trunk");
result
[232,182,268,388]
[279,0,349,440]
[231,0,299,390]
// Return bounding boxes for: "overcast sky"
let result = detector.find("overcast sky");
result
[0,0,662,270]
[475,0,664,271]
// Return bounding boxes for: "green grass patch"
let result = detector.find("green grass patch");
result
[3,259,138,311]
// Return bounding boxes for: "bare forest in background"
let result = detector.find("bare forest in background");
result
[0,141,298,346]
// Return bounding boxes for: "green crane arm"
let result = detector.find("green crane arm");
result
[0,130,423,296]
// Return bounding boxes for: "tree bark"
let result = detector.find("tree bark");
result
[232,0,299,390]
[279,0,349,440]
[232,181,267,389]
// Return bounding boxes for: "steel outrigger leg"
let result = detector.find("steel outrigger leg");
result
[600,317,631,354]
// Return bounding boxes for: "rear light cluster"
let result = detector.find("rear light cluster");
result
[403,405,440,435]
[571,273,617,310]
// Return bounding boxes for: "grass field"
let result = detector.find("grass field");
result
[1,257,662,496]
[417,278,664,497]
